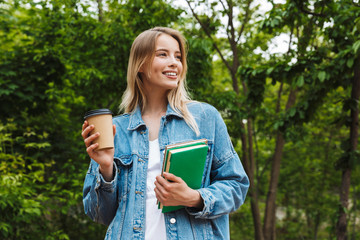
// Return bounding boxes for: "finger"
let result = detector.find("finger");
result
[156,175,170,187]
[154,189,167,206]
[82,121,89,131]
[163,172,183,183]
[86,142,99,155]
[154,186,163,201]
[113,124,116,136]
[81,123,90,138]
[84,132,100,147]
[154,177,170,196]
[81,124,94,139]
[155,176,167,191]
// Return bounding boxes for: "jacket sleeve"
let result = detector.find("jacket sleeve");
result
[187,108,249,219]
[82,159,119,225]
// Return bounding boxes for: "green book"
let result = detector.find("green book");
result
[158,139,208,213]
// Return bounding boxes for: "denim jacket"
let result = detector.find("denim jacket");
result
[83,102,249,240]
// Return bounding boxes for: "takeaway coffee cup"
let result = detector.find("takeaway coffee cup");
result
[84,109,114,151]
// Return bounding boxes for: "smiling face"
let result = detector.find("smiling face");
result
[140,34,183,95]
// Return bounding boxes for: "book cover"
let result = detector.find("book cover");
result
[160,139,208,175]
[158,139,208,213]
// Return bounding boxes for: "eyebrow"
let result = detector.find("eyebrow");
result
[155,48,181,54]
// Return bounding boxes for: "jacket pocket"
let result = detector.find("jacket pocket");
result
[114,155,134,201]
[114,155,133,166]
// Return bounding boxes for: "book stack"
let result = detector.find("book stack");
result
[158,139,208,213]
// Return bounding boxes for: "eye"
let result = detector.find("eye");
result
[157,52,167,57]
[176,55,182,60]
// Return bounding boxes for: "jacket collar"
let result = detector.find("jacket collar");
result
[127,104,184,131]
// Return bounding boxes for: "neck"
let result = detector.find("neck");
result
[142,90,168,116]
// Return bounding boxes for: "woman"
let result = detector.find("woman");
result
[82,27,249,240]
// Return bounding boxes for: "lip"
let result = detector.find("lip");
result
[163,71,178,79]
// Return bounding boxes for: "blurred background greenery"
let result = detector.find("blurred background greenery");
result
[0,0,359,239]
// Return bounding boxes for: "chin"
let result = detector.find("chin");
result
[168,84,179,90]
[163,81,179,90]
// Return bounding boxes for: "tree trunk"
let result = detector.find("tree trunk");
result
[238,71,264,240]
[240,121,264,240]
[336,55,360,240]
[263,89,297,240]
[250,189,264,240]
[351,186,357,240]
[184,2,261,238]
[263,132,285,240]
[336,169,351,240]
[97,0,103,22]
[247,119,255,174]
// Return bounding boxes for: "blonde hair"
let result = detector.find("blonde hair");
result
[120,27,200,135]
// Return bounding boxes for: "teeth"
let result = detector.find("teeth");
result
[165,72,177,76]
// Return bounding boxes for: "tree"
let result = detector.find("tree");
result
[332,3,360,238]
[0,0,190,239]
[0,0,217,238]
[184,1,268,238]
[183,0,360,239]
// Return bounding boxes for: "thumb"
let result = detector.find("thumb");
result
[163,172,182,183]
[113,124,116,136]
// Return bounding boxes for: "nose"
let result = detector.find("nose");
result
[168,56,179,67]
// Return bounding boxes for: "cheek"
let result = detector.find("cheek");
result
[179,64,184,76]
[153,61,165,73]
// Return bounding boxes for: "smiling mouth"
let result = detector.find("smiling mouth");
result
[164,72,177,77]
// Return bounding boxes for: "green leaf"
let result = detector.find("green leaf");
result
[266,67,274,75]
[353,40,360,54]
[289,108,296,117]
[297,76,304,87]
[346,58,354,68]
[318,71,326,82]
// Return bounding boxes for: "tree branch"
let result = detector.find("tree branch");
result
[185,0,232,71]
[295,0,326,17]
[236,0,253,44]
[219,0,233,48]
[97,0,103,22]
[227,0,236,44]
[219,0,227,11]
[287,25,294,54]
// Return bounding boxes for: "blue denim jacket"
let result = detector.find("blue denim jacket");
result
[83,102,249,240]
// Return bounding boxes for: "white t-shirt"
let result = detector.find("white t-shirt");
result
[145,139,167,240]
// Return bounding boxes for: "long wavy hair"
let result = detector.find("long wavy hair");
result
[119,27,199,135]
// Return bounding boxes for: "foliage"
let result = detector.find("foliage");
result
[0,119,53,239]
[183,0,360,239]
[236,0,360,239]
[0,0,360,239]
[230,201,254,240]
[0,0,214,239]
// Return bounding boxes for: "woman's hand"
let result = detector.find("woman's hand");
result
[81,120,116,181]
[154,172,204,209]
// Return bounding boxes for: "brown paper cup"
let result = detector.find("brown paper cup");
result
[84,109,114,151]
